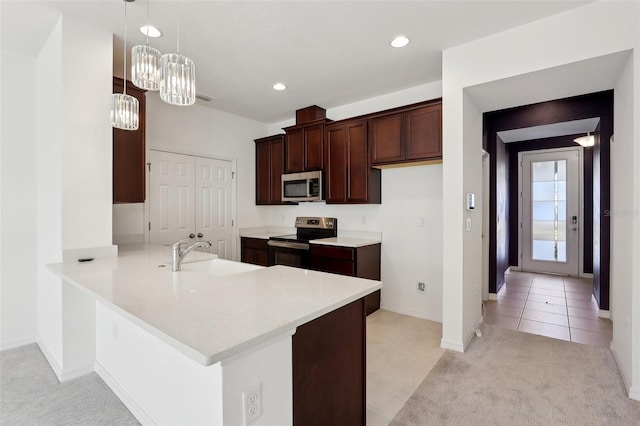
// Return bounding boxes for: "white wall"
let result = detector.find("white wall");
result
[112,94,270,250]
[0,49,38,350]
[60,17,113,250]
[22,9,115,379]
[113,203,145,244]
[96,301,224,425]
[265,81,444,321]
[441,0,640,397]
[35,16,64,367]
[611,54,634,393]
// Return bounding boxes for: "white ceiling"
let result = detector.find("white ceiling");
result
[1,0,591,123]
[497,118,600,143]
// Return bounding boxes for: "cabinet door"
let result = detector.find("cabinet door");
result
[304,124,324,171]
[325,125,347,203]
[269,137,284,204]
[255,141,271,205]
[285,128,304,173]
[405,104,442,160]
[370,112,403,164]
[346,121,368,203]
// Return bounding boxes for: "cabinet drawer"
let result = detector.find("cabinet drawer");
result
[241,237,269,250]
[311,258,355,276]
[311,245,355,261]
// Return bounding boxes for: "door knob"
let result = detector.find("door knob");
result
[189,233,195,238]
[197,233,203,238]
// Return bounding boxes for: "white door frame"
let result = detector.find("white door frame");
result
[517,146,585,277]
[482,149,490,301]
[145,148,238,260]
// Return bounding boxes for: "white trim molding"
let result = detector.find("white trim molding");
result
[0,337,36,352]
[95,361,155,426]
[440,338,464,353]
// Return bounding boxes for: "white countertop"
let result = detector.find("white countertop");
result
[47,246,381,366]
[311,237,381,248]
[239,227,295,240]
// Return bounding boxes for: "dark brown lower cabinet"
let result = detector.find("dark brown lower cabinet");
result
[310,243,381,315]
[293,298,365,426]
[240,237,269,267]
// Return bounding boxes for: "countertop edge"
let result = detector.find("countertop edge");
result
[46,263,382,367]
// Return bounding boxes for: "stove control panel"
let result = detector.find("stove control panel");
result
[295,217,337,230]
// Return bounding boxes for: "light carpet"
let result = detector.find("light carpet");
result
[0,344,139,425]
[391,324,640,426]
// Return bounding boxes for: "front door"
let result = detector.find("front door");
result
[520,148,581,275]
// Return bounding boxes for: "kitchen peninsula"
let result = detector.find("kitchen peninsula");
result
[46,245,381,426]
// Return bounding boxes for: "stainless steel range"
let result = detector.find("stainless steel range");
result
[268,217,337,268]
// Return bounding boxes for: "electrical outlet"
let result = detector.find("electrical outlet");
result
[417,282,426,293]
[473,285,478,297]
[242,383,262,425]
[418,217,426,227]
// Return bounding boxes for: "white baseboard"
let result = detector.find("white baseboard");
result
[463,317,484,350]
[0,337,36,352]
[380,302,442,323]
[488,293,498,301]
[440,338,464,352]
[609,341,631,395]
[36,335,94,382]
[36,335,63,382]
[598,309,610,319]
[629,386,640,401]
[95,361,155,426]
[60,364,95,382]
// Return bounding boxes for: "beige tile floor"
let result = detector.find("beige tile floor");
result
[366,310,445,426]
[484,270,613,347]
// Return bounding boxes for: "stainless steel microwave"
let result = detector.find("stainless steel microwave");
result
[282,171,323,202]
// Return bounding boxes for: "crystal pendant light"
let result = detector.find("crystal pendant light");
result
[160,2,196,106]
[131,0,160,90]
[110,0,139,131]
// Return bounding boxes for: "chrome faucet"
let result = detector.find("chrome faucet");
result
[171,237,213,271]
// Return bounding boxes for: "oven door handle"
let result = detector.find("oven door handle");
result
[267,240,310,250]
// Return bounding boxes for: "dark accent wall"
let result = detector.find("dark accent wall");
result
[484,90,613,309]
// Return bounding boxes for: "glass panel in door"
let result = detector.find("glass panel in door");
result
[531,159,567,262]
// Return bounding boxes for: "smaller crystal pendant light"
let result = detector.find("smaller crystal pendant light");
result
[131,0,160,90]
[160,3,196,106]
[111,0,139,131]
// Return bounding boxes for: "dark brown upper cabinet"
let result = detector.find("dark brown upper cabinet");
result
[370,101,442,166]
[284,121,327,173]
[112,77,146,203]
[255,134,285,205]
[325,119,381,204]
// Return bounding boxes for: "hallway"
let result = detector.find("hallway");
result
[484,270,612,347]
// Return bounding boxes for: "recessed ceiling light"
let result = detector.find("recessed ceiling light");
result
[273,83,287,91]
[140,25,162,38]
[390,35,410,48]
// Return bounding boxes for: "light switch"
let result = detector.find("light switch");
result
[466,218,472,232]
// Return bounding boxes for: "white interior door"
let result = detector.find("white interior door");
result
[521,148,581,275]
[195,157,233,259]
[149,150,196,245]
